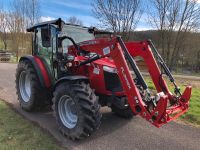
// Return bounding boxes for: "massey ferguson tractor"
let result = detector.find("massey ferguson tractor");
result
[16,18,192,140]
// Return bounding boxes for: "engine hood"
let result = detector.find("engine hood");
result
[93,57,116,68]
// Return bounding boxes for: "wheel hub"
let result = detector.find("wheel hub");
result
[19,71,31,102]
[58,95,78,129]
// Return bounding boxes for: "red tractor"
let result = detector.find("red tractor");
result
[16,18,192,140]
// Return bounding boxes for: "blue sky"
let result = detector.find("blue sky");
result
[40,0,97,26]
[1,0,151,30]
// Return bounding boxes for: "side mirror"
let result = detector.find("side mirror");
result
[41,27,51,47]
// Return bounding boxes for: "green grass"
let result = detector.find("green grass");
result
[0,100,63,150]
[180,88,200,126]
[10,56,17,63]
[145,77,200,127]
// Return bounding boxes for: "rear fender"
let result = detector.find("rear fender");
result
[19,55,52,88]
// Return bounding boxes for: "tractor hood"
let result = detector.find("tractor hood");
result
[94,57,116,68]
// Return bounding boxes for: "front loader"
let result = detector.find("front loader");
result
[16,18,192,140]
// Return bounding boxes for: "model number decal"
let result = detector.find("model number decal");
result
[103,47,110,55]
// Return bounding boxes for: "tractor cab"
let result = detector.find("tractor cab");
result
[27,18,96,80]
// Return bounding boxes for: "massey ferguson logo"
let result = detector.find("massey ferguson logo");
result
[121,67,131,89]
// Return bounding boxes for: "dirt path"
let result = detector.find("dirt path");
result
[0,63,200,150]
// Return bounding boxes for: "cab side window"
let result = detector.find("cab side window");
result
[41,28,51,48]
[35,27,52,56]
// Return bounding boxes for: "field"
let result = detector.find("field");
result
[180,88,200,126]
[0,100,62,150]
[0,40,14,52]
[145,77,200,127]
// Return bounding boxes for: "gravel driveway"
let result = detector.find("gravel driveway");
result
[0,63,200,150]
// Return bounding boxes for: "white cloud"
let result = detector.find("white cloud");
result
[135,27,153,31]
[39,16,55,22]
[39,15,151,30]
[53,1,91,10]
[74,15,98,27]
[45,15,97,27]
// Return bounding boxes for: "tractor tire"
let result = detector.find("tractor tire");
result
[16,60,50,111]
[52,81,102,140]
[111,97,134,119]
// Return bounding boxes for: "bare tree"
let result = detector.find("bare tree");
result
[5,0,40,60]
[147,0,200,69]
[147,0,172,62]
[6,12,24,60]
[12,0,40,31]
[25,0,40,26]
[0,6,8,50]
[92,0,142,40]
[170,0,200,69]
[196,50,200,72]
[67,16,83,26]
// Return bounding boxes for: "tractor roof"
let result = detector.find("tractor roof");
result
[27,18,89,32]
[27,18,113,35]
[27,18,64,32]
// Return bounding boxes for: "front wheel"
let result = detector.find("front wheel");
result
[111,97,134,119]
[52,81,102,140]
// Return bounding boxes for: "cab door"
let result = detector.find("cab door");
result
[34,25,57,82]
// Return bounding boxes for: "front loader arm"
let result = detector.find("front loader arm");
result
[125,41,171,95]
[79,37,192,127]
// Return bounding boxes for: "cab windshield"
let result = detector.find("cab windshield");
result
[62,25,94,43]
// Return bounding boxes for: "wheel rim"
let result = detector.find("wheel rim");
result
[58,95,78,129]
[19,71,31,102]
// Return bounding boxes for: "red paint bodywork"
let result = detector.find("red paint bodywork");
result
[34,37,192,127]
[68,37,192,127]
[73,56,123,96]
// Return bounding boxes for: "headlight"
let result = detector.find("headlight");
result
[103,66,117,73]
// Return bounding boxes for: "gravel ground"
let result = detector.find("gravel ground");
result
[0,63,200,150]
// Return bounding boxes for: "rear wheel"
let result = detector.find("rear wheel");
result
[16,60,50,111]
[111,97,134,118]
[52,81,102,140]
